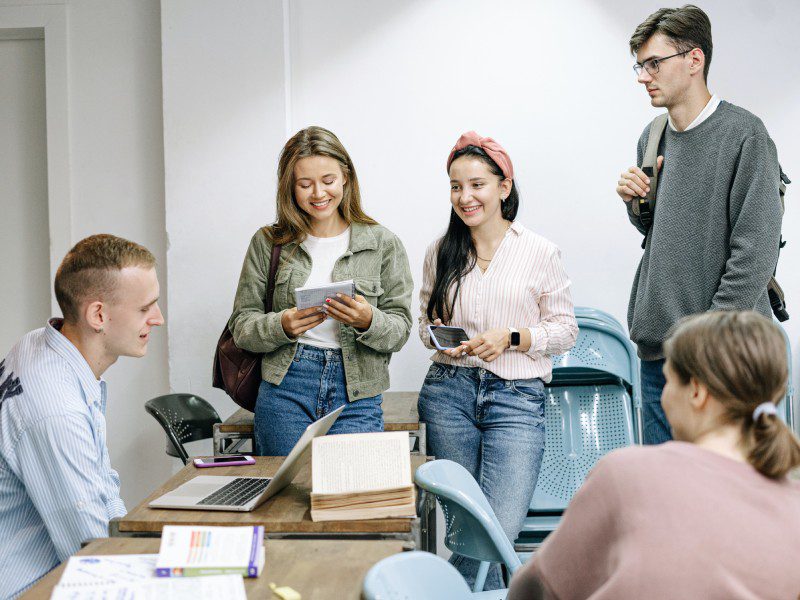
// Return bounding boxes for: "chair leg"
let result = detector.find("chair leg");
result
[473,561,490,592]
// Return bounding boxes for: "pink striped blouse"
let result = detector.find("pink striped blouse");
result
[418,221,578,382]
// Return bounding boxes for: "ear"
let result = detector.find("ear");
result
[689,377,710,411]
[688,47,705,77]
[500,177,513,198]
[84,300,107,332]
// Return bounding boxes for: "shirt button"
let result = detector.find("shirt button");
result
[75,500,86,510]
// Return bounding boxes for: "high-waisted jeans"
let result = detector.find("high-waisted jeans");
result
[254,344,384,456]
[418,362,546,590]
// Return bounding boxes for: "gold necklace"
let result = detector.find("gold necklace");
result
[477,255,492,261]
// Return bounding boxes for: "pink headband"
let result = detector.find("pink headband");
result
[446,131,514,180]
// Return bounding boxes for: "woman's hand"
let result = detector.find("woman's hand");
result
[323,294,373,330]
[457,328,510,362]
[281,306,326,338]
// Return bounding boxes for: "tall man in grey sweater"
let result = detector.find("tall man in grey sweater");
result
[616,5,783,444]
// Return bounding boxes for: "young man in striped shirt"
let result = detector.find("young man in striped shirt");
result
[0,234,164,597]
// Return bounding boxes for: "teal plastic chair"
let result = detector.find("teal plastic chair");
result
[519,310,641,547]
[414,460,521,593]
[362,551,507,600]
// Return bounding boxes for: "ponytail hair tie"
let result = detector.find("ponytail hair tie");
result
[752,402,778,421]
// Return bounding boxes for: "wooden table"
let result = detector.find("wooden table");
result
[110,456,436,553]
[21,537,410,600]
[214,391,426,455]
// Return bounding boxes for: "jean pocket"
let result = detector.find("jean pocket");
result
[424,362,448,382]
[511,378,545,401]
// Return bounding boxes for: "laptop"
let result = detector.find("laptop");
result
[149,404,345,512]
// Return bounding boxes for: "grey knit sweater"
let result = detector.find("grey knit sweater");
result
[626,101,783,360]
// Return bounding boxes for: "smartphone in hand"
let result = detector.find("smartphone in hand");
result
[427,325,470,351]
[193,455,256,468]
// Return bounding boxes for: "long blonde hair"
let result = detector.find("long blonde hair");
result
[663,311,800,479]
[266,126,376,245]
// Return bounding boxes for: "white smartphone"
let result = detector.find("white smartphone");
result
[427,325,470,351]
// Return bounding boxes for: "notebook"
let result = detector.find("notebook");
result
[294,279,355,310]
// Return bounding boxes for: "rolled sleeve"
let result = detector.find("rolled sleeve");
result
[16,414,125,561]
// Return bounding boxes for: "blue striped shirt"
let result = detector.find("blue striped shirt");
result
[0,319,126,598]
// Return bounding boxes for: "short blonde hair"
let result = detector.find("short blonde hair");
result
[54,234,156,323]
[664,311,800,479]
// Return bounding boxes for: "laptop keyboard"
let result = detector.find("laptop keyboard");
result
[197,477,271,507]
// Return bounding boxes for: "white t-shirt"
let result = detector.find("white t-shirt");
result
[298,227,351,349]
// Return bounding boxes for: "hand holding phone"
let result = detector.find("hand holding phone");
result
[193,455,256,468]
[428,324,470,352]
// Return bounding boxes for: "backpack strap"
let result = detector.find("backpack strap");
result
[632,113,669,227]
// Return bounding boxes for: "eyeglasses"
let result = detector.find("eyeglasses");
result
[633,49,692,76]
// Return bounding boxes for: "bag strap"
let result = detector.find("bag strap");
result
[633,113,669,218]
[265,243,282,313]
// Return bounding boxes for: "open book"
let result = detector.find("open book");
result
[310,431,416,521]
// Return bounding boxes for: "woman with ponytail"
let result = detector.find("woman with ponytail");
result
[508,310,800,600]
[417,131,578,590]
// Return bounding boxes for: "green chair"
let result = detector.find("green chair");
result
[144,393,221,464]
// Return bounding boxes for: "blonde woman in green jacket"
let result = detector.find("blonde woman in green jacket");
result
[229,126,414,455]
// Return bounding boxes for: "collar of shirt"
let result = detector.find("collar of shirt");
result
[508,220,524,236]
[45,318,106,409]
[668,94,721,132]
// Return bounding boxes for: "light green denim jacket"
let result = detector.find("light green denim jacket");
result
[228,223,413,401]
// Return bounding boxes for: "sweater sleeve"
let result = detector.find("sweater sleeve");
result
[516,455,623,600]
[711,133,782,311]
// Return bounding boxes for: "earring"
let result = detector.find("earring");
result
[95,327,104,334]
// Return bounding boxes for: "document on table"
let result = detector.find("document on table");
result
[50,573,246,600]
[294,279,355,310]
[59,554,158,584]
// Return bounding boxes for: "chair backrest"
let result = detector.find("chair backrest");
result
[144,393,221,464]
[362,551,473,600]
[414,460,522,573]
[530,383,635,512]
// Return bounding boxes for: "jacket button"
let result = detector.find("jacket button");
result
[353,390,359,396]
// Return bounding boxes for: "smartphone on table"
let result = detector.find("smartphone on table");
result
[193,455,256,468]
[427,325,470,351]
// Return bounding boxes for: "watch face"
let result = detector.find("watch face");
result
[511,331,521,346]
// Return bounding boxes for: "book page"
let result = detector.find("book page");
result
[294,279,354,310]
[59,555,157,585]
[312,431,411,495]
[51,574,246,600]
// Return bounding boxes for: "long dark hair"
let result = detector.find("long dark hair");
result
[426,146,519,323]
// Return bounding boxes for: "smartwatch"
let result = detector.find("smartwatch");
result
[508,327,520,349]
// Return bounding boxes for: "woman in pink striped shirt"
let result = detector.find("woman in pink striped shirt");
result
[418,131,578,590]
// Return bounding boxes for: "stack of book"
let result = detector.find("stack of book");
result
[310,431,416,521]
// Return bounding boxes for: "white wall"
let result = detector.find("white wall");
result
[0,36,49,353]
[164,0,800,426]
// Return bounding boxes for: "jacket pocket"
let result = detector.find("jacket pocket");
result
[273,267,293,309]
[354,277,384,306]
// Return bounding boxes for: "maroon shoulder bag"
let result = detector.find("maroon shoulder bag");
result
[212,243,282,411]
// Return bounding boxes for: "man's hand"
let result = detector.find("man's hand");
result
[446,328,510,362]
[616,155,664,203]
[323,294,374,330]
[281,306,326,338]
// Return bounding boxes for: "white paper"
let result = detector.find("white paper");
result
[51,574,246,600]
[294,279,355,310]
[312,431,411,494]
[59,555,157,585]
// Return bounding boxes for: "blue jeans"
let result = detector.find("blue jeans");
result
[641,358,672,445]
[254,344,384,455]
[418,363,546,591]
